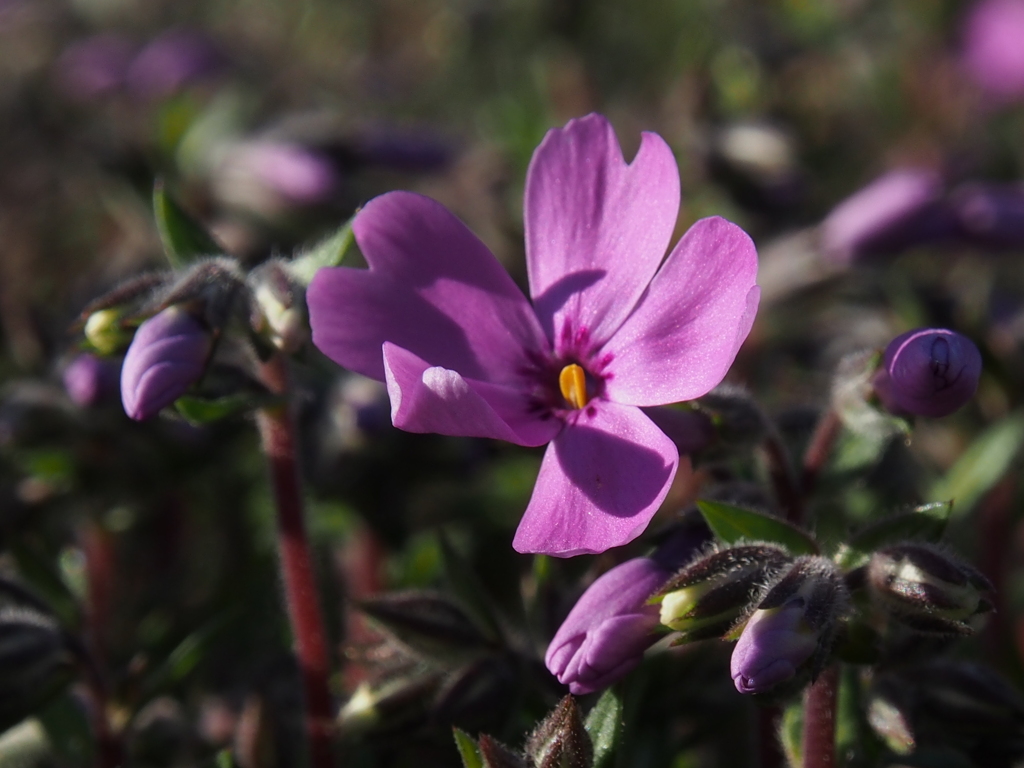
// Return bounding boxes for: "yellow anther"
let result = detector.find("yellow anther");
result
[558,363,589,409]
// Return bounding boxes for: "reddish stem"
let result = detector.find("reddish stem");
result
[801,409,842,499]
[256,353,336,768]
[761,431,803,526]
[80,523,123,768]
[802,665,839,768]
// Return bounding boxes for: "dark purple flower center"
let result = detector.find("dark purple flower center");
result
[521,321,614,419]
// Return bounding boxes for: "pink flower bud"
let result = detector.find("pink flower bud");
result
[544,558,670,695]
[873,328,982,418]
[121,307,211,421]
[63,353,120,407]
[731,598,818,694]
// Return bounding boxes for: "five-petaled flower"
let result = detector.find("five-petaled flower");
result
[308,114,759,556]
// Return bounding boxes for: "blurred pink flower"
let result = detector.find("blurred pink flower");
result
[821,168,953,264]
[125,29,221,99]
[308,114,759,556]
[962,0,1024,101]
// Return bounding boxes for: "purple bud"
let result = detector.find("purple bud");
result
[121,307,212,421]
[63,354,121,407]
[873,328,982,418]
[951,182,1024,248]
[961,0,1024,102]
[125,29,221,99]
[731,556,847,695]
[821,169,954,264]
[545,558,671,695]
[731,598,818,694]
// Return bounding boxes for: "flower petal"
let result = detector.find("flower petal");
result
[525,114,681,351]
[308,191,548,383]
[603,216,760,406]
[564,613,661,694]
[512,402,678,556]
[382,342,560,447]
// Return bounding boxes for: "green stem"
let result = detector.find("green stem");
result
[256,353,336,768]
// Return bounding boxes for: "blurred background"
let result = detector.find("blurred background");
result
[5,0,1024,766]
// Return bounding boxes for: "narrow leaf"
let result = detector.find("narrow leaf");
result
[696,500,818,555]
[585,687,622,768]
[928,412,1024,517]
[289,218,355,285]
[453,728,484,768]
[153,179,222,268]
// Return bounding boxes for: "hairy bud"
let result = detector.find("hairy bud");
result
[249,261,307,354]
[731,557,848,695]
[524,696,592,768]
[872,328,982,418]
[121,306,212,421]
[655,544,792,642]
[866,544,993,634]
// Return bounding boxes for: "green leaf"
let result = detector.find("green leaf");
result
[928,412,1024,518]
[174,394,255,424]
[153,179,222,268]
[840,501,953,568]
[142,612,235,695]
[585,687,623,768]
[453,727,484,768]
[289,218,355,285]
[696,500,818,555]
[438,534,503,644]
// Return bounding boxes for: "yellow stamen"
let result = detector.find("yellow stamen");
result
[559,363,589,409]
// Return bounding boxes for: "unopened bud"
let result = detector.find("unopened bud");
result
[872,328,982,418]
[84,309,130,355]
[62,354,120,407]
[524,696,593,768]
[121,306,212,421]
[731,557,848,694]
[820,169,953,264]
[867,544,993,634]
[250,261,307,354]
[655,544,791,642]
[545,558,670,695]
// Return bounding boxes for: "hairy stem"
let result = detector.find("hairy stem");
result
[802,665,839,768]
[256,353,336,768]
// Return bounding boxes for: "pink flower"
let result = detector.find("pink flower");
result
[308,114,759,556]
[961,0,1024,102]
